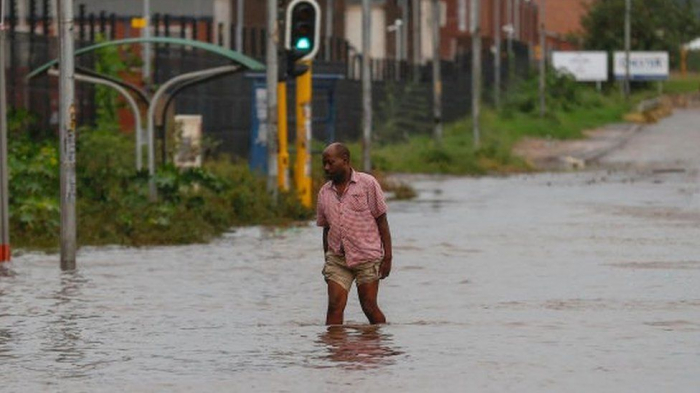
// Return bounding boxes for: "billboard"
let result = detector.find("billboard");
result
[552,51,608,82]
[614,51,669,81]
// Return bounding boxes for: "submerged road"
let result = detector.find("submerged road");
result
[1,110,699,392]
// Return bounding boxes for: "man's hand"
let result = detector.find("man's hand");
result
[379,255,392,279]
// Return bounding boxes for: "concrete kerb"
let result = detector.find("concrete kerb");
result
[577,123,643,165]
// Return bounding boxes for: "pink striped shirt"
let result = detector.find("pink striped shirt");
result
[316,170,388,267]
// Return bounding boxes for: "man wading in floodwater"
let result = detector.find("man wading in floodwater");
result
[316,143,393,325]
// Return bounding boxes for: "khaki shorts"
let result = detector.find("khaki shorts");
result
[322,253,382,292]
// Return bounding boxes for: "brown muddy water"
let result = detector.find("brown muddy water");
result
[1,169,699,392]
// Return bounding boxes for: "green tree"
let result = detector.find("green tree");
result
[581,0,700,67]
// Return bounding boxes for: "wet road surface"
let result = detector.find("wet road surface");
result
[1,111,699,392]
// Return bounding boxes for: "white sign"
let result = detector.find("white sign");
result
[552,51,608,82]
[614,51,669,81]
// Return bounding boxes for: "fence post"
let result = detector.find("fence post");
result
[78,4,85,42]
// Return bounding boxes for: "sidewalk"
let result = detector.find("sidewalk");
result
[513,93,700,171]
[512,123,642,170]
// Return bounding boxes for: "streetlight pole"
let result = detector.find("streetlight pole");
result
[143,0,151,87]
[431,0,442,143]
[539,0,546,118]
[624,0,631,100]
[471,0,481,146]
[237,0,244,52]
[325,0,332,61]
[58,0,77,270]
[388,19,403,80]
[266,0,279,196]
[494,0,501,110]
[412,0,422,82]
[0,0,10,263]
[362,0,372,172]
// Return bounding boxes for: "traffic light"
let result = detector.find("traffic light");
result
[285,0,321,62]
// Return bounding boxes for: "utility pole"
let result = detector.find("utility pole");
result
[538,0,546,118]
[266,0,279,196]
[493,0,501,109]
[388,19,403,80]
[431,0,442,143]
[471,0,481,146]
[362,0,372,172]
[514,0,520,40]
[412,0,422,82]
[237,0,244,52]
[0,0,10,263]
[58,0,77,270]
[325,0,332,61]
[624,0,631,100]
[506,0,514,85]
[143,0,151,88]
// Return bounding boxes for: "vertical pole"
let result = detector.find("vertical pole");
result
[507,0,513,84]
[401,0,409,61]
[514,0,520,40]
[494,0,501,109]
[471,0,481,146]
[0,1,10,263]
[143,0,151,87]
[58,0,76,270]
[538,0,545,118]
[266,0,278,197]
[624,0,631,100]
[295,62,312,207]
[431,0,441,144]
[412,0,422,82]
[361,0,372,172]
[395,21,401,80]
[277,81,289,191]
[236,0,244,52]
[325,0,333,61]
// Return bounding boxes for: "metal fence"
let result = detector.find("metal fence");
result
[6,8,532,160]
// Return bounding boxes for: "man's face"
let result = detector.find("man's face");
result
[322,150,347,182]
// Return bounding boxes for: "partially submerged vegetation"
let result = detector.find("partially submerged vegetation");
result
[8,112,311,251]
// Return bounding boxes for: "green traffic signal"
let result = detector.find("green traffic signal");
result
[295,37,311,51]
[285,0,320,61]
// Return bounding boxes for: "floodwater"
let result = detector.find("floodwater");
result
[2,114,700,392]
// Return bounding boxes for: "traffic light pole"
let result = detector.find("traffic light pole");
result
[284,0,319,207]
[277,79,289,191]
[294,60,312,208]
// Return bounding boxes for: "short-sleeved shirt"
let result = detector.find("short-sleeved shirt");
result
[316,170,388,267]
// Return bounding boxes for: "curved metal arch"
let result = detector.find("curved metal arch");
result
[26,37,265,80]
[76,66,150,108]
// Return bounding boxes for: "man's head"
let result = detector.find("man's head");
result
[322,143,351,183]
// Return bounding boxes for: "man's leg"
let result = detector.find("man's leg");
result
[357,280,386,324]
[326,280,349,325]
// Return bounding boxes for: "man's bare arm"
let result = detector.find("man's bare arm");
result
[323,226,329,254]
[376,213,392,279]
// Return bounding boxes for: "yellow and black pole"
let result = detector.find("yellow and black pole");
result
[285,0,320,208]
[294,60,313,207]
[277,80,290,191]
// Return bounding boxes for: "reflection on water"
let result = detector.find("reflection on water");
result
[46,271,89,368]
[316,325,403,370]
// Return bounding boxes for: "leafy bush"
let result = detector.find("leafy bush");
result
[8,116,313,251]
